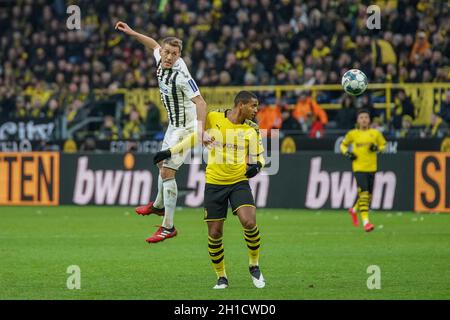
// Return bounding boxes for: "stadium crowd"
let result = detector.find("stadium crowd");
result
[0,0,449,141]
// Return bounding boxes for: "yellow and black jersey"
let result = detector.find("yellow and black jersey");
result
[205,111,265,185]
[340,128,386,172]
[170,110,265,185]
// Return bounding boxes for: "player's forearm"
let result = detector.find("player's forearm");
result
[132,32,160,50]
[195,98,207,131]
[170,132,198,155]
[257,154,266,168]
[340,143,349,154]
[248,153,265,168]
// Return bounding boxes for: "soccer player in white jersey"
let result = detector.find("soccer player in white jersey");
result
[115,21,213,243]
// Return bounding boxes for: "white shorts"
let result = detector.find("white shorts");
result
[161,124,196,170]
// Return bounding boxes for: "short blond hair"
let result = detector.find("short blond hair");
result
[162,37,183,52]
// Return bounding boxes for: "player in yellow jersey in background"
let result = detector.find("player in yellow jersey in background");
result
[340,109,386,232]
[154,91,266,289]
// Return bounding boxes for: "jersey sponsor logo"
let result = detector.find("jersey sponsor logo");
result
[0,152,60,205]
[222,142,246,151]
[355,142,371,148]
[414,152,450,212]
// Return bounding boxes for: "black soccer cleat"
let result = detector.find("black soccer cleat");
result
[213,277,228,289]
[249,265,265,288]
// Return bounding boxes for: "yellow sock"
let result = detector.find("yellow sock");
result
[358,191,370,225]
[244,226,261,267]
[208,236,226,278]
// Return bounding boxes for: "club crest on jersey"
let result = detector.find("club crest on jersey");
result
[159,83,170,95]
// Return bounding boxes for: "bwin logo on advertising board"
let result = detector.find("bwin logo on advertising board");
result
[73,154,152,205]
[306,157,396,209]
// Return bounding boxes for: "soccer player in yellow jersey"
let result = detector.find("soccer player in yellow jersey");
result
[340,109,386,232]
[154,91,266,289]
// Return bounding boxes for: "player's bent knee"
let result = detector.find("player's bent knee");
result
[209,229,223,239]
[242,219,256,230]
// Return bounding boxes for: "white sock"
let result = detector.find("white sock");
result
[153,175,164,209]
[162,178,177,229]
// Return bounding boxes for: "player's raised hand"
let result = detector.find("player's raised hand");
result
[115,21,136,36]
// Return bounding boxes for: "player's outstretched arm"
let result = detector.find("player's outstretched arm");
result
[115,21,160,51]
[377,132,387,152]
[370,132,387,153]
[340,138,350,154]
[246,127,266,178]
[340,132,357,160]
[153,132,201,165]
[191,95,214,146]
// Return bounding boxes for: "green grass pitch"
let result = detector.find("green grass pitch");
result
[1,206,449,300]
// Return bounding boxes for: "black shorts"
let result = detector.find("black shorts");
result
[354,172,376,193]
[204,180,256,221]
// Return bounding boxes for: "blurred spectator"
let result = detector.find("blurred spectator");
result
[392,90,415,129]
[423,114,449,138]
[45,98,60,119]
[97,115,119,140]
[145,102,163,136]
[122,109,144,139]
[292,92,328,129]
[438,90,450,124]
[0,86,15,118]
[336,96,356,129]
[281,106,301,132]
[357,95,377,119]
[14,96,30,118]
[65,100,84,127]
[397,115,416,138]
[80,137,97,151]
[370,117,386,133]
[410,31,431,64]
[29,99,44,118]
[372,36,397,67]
[311,38,331,59]
[309,115,325,138]
[256,102,282,136]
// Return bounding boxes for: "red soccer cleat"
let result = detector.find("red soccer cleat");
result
[135,201,165,216]
[348,207,359,227]
[364,223,375,232]
[146,226,178,243]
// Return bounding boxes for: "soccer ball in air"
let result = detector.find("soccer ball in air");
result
[341,69,368,96]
